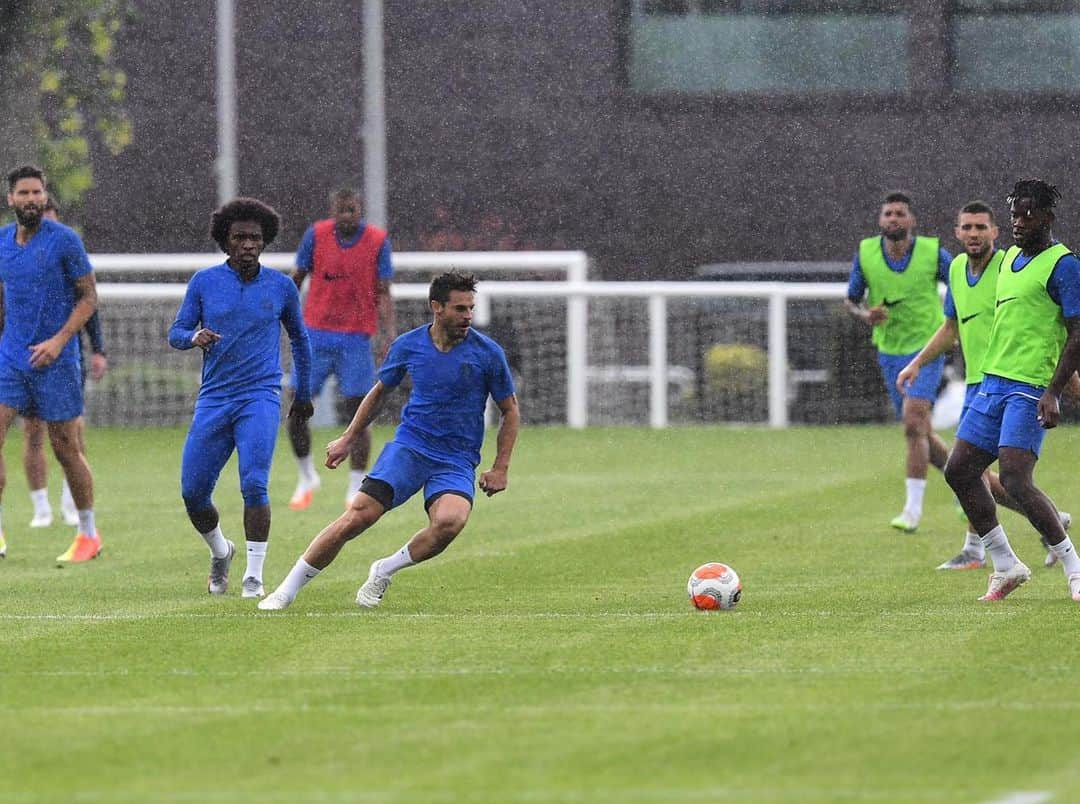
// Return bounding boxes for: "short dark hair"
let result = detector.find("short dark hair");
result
[960,200,994,221]
[329,188,360,205]
[209,197,281,252]
[1007,179,1060,212]
[882,191,912,208]
[44,193,60,214]
[429,270,477,304]
[7,165,46,192]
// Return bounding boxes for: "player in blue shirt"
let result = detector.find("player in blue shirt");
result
[169,197,313,598]
[260,270,520,611]
[0,165,101,563]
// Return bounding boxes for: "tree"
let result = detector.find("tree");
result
[0,0,132,214]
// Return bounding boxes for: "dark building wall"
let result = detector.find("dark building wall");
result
[81,1,1080,278]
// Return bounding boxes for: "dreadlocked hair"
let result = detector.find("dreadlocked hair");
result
[1007,179,1061,212]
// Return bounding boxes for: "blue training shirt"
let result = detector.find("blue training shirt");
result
[168,263,312,404]
[379,324,515,467]
[296,222,394,279]
[847,237,952,302]
[0,219,93,369]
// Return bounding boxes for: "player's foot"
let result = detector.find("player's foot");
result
[288,476,321,511]
[355,561,391,608]
[0,531,6,558]
[258,590,293,610]
[241,576,265,599]
[936,550,985,570]
[56,532,102,565]
[29,511,53,528]
[1069,573,1080,602]
[60,505,79,527]
[1041,534,1059,568]
[890,510,919,533]
[207,540,236,595]
[978,561,1031,601]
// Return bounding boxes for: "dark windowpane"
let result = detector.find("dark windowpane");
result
[954,12,1080,90]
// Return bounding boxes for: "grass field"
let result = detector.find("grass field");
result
[3,424,1080,803]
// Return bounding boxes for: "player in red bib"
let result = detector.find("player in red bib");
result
[288,188,395,510]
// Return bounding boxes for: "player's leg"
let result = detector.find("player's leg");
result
[260,442,422,610]
[234,397,280,598]
[23,415,53,528]
[288,329,332,510]
[0,402,23,557]
[59,415,87,527]
[181,404,237,593]
[48,417,100,563]
[357,462,475,609]
[337,332,377,501]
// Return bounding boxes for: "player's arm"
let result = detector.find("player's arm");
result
[85,310,108,380]
[282,280,314,420]
[30,272,97,369]
[896,318,959,395]
[842,257,886,326]
[326,381,390,468]
[292,225,315,290]
[1040,316,1080,429]
[168,276,219,351]
[479,394,519,497]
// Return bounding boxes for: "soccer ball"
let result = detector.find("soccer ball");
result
[687,562,742,610]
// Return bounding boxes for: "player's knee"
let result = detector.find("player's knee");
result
[997,467,1031,501]
[430,511,468,542]
[182,490,213,513]
[343,497,383,532]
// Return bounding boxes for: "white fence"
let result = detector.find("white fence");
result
[91,253,875,429]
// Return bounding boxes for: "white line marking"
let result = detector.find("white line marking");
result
[986,792,1053,804]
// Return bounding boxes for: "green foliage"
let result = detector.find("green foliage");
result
[702,342,769,421]
[20,1,133,211]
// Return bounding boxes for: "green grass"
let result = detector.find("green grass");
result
[3,424,1080,802]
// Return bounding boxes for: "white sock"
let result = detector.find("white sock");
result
[348,470,366,498]
[276,558,321,601]
[1051,536,1080,576]
[78,509,97,537]
[298,455,318,484]
[904,478,927,518]
[377,545,416,578]
[980,525,1019,572]
[200,525,230,559]
[61,479,75,512]
[964,531,984,557]
[245,540,268,581]
[30,488,51,516]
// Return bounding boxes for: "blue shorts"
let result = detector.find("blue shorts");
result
[0,358,83,422]
[180,395,281,510]
[367,441,475,511]
[879,351,945,418]
[295,328,376,399]
[959,383,981,425]
[956,383,1046,458]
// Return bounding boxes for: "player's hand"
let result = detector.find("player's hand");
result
[1037,391,1060,429]
[28,336,64,368]
[478,467,508,497]
[89,353,108,381]
[866,305,889,326]
[895,362,919,396]
[191,328,222,351]
[288,398,314,422]
[325,435,353,469]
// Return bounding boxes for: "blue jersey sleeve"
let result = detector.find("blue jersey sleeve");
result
[62,228,93,282]
[377,335,409,388]
[168,274,204,349]
[378,237,393,280]
[1047,254,1080,318]
[943,287,957,320]
[295,225,316,271]
[846,253,866,302]
[280,279,312,401]
[85,311,105,353]
[487,343,516,403]
[938,248,953,284]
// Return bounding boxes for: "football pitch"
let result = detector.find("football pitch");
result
[3,424,1080,803]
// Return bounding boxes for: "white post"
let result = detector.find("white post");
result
[768,291,788,428]
[214,0,237,204]
[567,289,588,428]
[649,295,668,429]
[362,0,388,228]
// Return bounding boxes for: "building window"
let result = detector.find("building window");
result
[952,1,1080,91]
[626,1,911,95]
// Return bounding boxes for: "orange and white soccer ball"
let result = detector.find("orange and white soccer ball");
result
[687,562,742,610]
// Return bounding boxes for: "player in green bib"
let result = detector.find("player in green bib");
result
[845,192,952,534]
[944,180,1080,602]
[897,201,1070,570]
